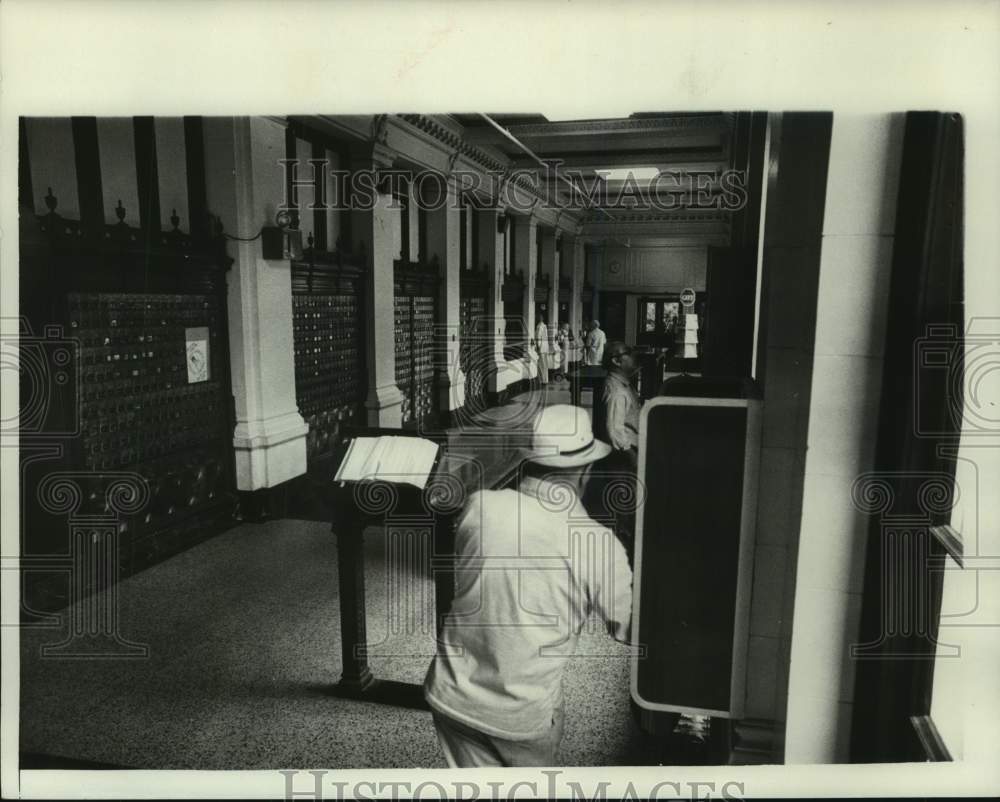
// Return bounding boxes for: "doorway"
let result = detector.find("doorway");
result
[636,295,681,350]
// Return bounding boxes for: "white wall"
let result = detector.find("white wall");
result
[785,113,905,763]
[591,245,706,293]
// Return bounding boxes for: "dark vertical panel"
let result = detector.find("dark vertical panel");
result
[133,117,160,235]
[19,118,33,211]
[635,404,748,711]
[183,116,208,239]
[400,178,411,263]
[750,114,832,762]
[474,204,483,271]
[284,125,296,229]
[71,117,104,230]
[535,227,543,278]
[503,219,509,274]
[701,111,767,378]
[417,204,428,264]
[338,142,353,252]
[459,200,468,270]
[311,139,327,251]
[502,214,510,274]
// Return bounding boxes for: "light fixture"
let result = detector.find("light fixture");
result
[261,209,303,260]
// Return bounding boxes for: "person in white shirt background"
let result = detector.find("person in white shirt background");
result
[553,321,572,382]
[534,315,551,386]
[424,404,633,767]
[584,319,606,366]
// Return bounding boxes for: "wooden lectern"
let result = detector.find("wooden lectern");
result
[312,419,530,708]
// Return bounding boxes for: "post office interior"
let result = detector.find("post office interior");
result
[15,112,990,769]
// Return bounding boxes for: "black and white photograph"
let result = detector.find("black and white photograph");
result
[2,2,999,800]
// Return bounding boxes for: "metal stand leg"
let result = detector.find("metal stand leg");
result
[334,522,375,693]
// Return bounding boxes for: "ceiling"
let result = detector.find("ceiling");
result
[448,112,736,227]
[449,113,731,170]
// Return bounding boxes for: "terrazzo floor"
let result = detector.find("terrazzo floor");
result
[20,516,659,768]
[20,379,680,769]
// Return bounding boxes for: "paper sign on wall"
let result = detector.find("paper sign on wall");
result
[185,326,210,383]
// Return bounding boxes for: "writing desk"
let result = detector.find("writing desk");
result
[313,416,531,708]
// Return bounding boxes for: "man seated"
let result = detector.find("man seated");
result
[602,340,641,464]
[582,340,643,563]
[424,404,633,767]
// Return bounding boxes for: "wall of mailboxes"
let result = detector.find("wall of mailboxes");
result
[17,117,539,611]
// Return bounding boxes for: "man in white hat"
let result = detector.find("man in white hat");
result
[424,404,634,767]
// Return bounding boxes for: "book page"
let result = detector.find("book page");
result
[333,436,439,489]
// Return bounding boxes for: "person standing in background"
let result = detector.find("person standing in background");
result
[535,316,551,386]
[554,321,572,382]
[585,319,606,366]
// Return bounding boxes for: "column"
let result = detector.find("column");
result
[478,207,507,395]
[513,214,538,380]
[785,113,903,763]
[589,245,602,326]
[551,235,562,333]
[203,116,308,491]
[540,226,558,335]
[406,177,420,262]
[426,175,465,417]
[566,235,584,365]
[351,143,404,428]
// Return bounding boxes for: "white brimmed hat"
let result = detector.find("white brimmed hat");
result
[529,404,612,468]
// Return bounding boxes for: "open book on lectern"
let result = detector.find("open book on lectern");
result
[333,435,440,490]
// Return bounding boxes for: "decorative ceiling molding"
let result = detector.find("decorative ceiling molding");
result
[583,210,730,225]
[399,114,506,174]
[395,114,584,237]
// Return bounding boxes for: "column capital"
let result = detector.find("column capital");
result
[513,211,538,230]
[537,223,558,242]
[261,115,289,130]
[349,141,398,172]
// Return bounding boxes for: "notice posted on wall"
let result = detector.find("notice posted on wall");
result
[185,326,210,383]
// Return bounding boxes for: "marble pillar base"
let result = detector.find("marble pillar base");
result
[364,382,405,428]
[232,409,309,491]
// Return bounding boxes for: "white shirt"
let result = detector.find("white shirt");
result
[604,371,640,451]
[585,328,606,366]
[535,321,551,354]
[424,476,633,739]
